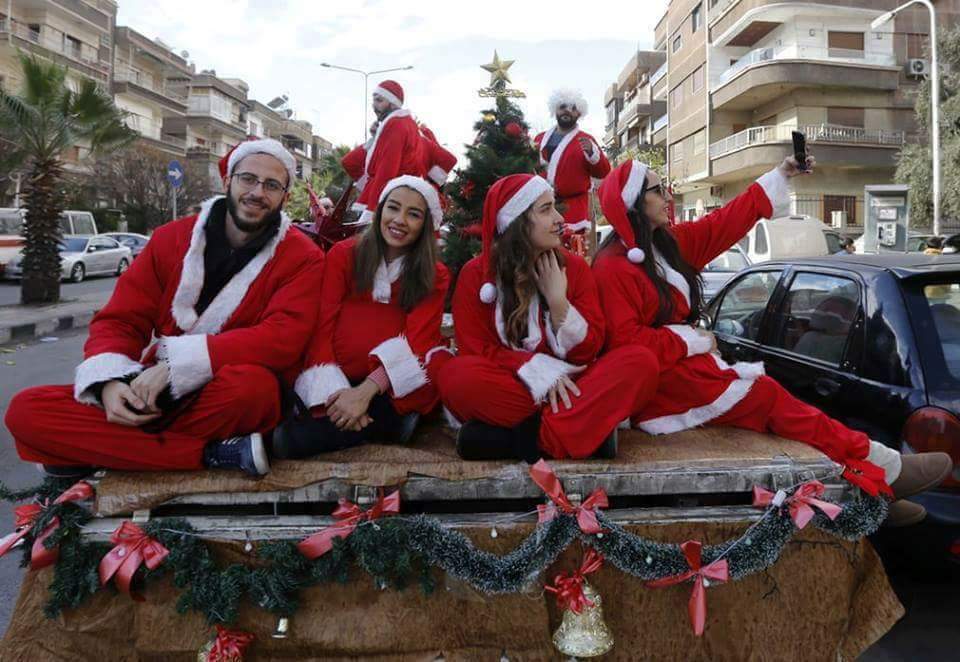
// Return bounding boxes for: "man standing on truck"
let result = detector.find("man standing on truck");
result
[5,138,325,478]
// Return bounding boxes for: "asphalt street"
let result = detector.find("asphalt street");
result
[0,275,117,307]
[0,331,956,656]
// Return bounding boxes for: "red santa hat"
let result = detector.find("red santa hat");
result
[378,175,444,229]
[373,80,404,108]
[597,160,648,264]
[219,138,297,187]
[478,174,553,304]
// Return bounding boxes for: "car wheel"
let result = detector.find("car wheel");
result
[70,263,85,283]
[116,258,129,276]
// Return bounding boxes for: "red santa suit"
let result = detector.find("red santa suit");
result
[418,123,457,191]
[533,119,610,236]
[347,81,424,225]
[295,176,451,417]
[437,174,659,459]
[591,160,897,495]
[5,193,325,471]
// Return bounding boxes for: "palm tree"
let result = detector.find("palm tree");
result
[0,54,135,304]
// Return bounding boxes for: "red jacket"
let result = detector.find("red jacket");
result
[418,124,457,188]
[534,127,610,229]
[294,237,450,413]
[451,250,605,404]
[74,197,325,404]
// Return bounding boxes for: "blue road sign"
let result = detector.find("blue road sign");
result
[167,160,184,188]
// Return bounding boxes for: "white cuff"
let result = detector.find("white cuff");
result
[868,441,903,484]
[427,165,448,186]
[157,334,213,400]
[517,353,580,404]
[585,144,601,165]
[294,363,351,408]
[564,220,592,233]
[544,305,588,359]
[74,352,144,405]
[756,168,790,219]
[369,335,428,398]
[666,325,713,357]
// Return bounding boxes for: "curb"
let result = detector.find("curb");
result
[0,307,101,345]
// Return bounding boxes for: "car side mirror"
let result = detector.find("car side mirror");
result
[87,246,97,253]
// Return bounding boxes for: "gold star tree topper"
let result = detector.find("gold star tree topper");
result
[481,51,515,86]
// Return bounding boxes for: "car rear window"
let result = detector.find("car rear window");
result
[919,281,960,382]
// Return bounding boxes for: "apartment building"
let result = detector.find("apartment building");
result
[603,50,667,160]
[248,99,331,180]
[643,0,959,227]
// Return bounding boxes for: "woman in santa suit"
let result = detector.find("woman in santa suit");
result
[437,174,659,461]
[592,157,952,525]
[271,175,452,457]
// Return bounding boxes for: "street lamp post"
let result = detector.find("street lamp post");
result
[320,63,414,142]
[872,1,940,235]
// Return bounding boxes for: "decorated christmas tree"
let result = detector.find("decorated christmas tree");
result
[442,52,539,277]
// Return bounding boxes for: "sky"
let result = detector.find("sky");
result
[116,0,669,158]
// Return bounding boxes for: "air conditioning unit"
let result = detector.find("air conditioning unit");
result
[831,210,848,229]
[907,58,930,77]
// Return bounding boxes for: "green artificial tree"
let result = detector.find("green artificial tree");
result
[441,82,539,279]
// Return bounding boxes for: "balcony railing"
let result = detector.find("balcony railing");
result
[114,64,187,103]
[653,114,669,133]
[709,124,905,159]
[715,44,897,88]
[5,19,109,78]
[650,61,668,86]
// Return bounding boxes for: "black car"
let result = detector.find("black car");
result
[704,254,960,557]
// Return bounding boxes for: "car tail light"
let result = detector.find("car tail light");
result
[902,407,960,489]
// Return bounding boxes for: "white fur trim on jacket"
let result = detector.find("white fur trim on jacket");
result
[425,345,455,365]
[294,363,351,409]
[867,440,903,484]
[711,352,766,380]
[584,141,601,164]
[370,335,429,398]
[517,353,580,404]
[157,334,213,400]
[171,196,291,335]
[654,249,690,306]
[637,378,756,435]
[544,305,588,359]
[427,165,448,186]
[544,129,579,187]
[756,167,790,219]
[364,108,411,175]
[373,256,404,304]
[665,324,713,357]
[565,219,592,233]
[495,293,543,351]
[74,352,144,405]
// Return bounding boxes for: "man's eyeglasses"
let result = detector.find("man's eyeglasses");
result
[231,172,287,195]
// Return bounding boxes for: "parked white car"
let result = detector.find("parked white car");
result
[4,235,131,282]
[702,245,751,302]
[738,215,830,263]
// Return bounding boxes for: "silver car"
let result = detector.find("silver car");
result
[702,245,751,303]
[5,235,132,282]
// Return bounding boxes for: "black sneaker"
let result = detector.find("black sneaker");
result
[40,464,96,480]
[393,412,421,445]
[456,420,516,460]
[592,429,618,460]
[203,433,270,476]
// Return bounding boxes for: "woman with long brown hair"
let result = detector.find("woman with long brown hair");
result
[592,157,952,525]
[437,174,658,461]
[271,176,452,457]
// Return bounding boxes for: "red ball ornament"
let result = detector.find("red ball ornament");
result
[461,180,476,199]
[505,122,522,139]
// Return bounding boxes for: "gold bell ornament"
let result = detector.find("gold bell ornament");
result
[545,548,614,658]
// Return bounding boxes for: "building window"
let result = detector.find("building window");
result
[906,33,927,59]
[827,107,865,128]
[691,4,702,33]
[828,31,864,58]
[824,195,857,225]
[691,65,704,92]
[670,141,684,163]
[693,130,705,155]
[673,34,683,53]
[670,83,684,110]
[27,23,40,42]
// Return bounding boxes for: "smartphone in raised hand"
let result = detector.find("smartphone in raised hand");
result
[791,131,808,171]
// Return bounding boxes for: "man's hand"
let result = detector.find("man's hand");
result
[102,380,161,427]
[546,367,586,414]
[779,155,815,178]
[578,136,594,157]
[326,380,378,432]
[129,363,170,413]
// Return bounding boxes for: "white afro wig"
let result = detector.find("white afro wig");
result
[548,88,589,117]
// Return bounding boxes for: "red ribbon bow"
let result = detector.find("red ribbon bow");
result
[841,458,893,498]
[0,481,93,570]
[645,540,729,637]
[98,521,169,600]
[752,481,843,529]
[545,548,605,614]
[530,460,608,535]
[297,490,400,559]
[207,625,254,662]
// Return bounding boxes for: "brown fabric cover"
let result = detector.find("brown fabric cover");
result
[0,521,902,661]
[95,424,827,515]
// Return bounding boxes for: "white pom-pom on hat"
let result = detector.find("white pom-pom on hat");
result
[627,247,646,264]
[479,282,497,304]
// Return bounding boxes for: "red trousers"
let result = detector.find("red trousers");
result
[438,346,659,459]
[710,376,870,461]
[5,364,282,471]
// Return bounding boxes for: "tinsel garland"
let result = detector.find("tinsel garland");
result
[0,477,887,626]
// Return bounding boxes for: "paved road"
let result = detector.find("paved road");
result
[0,275,117,307]
[0,332,957,654]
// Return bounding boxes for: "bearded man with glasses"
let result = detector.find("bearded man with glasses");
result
[5,138,325,478]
